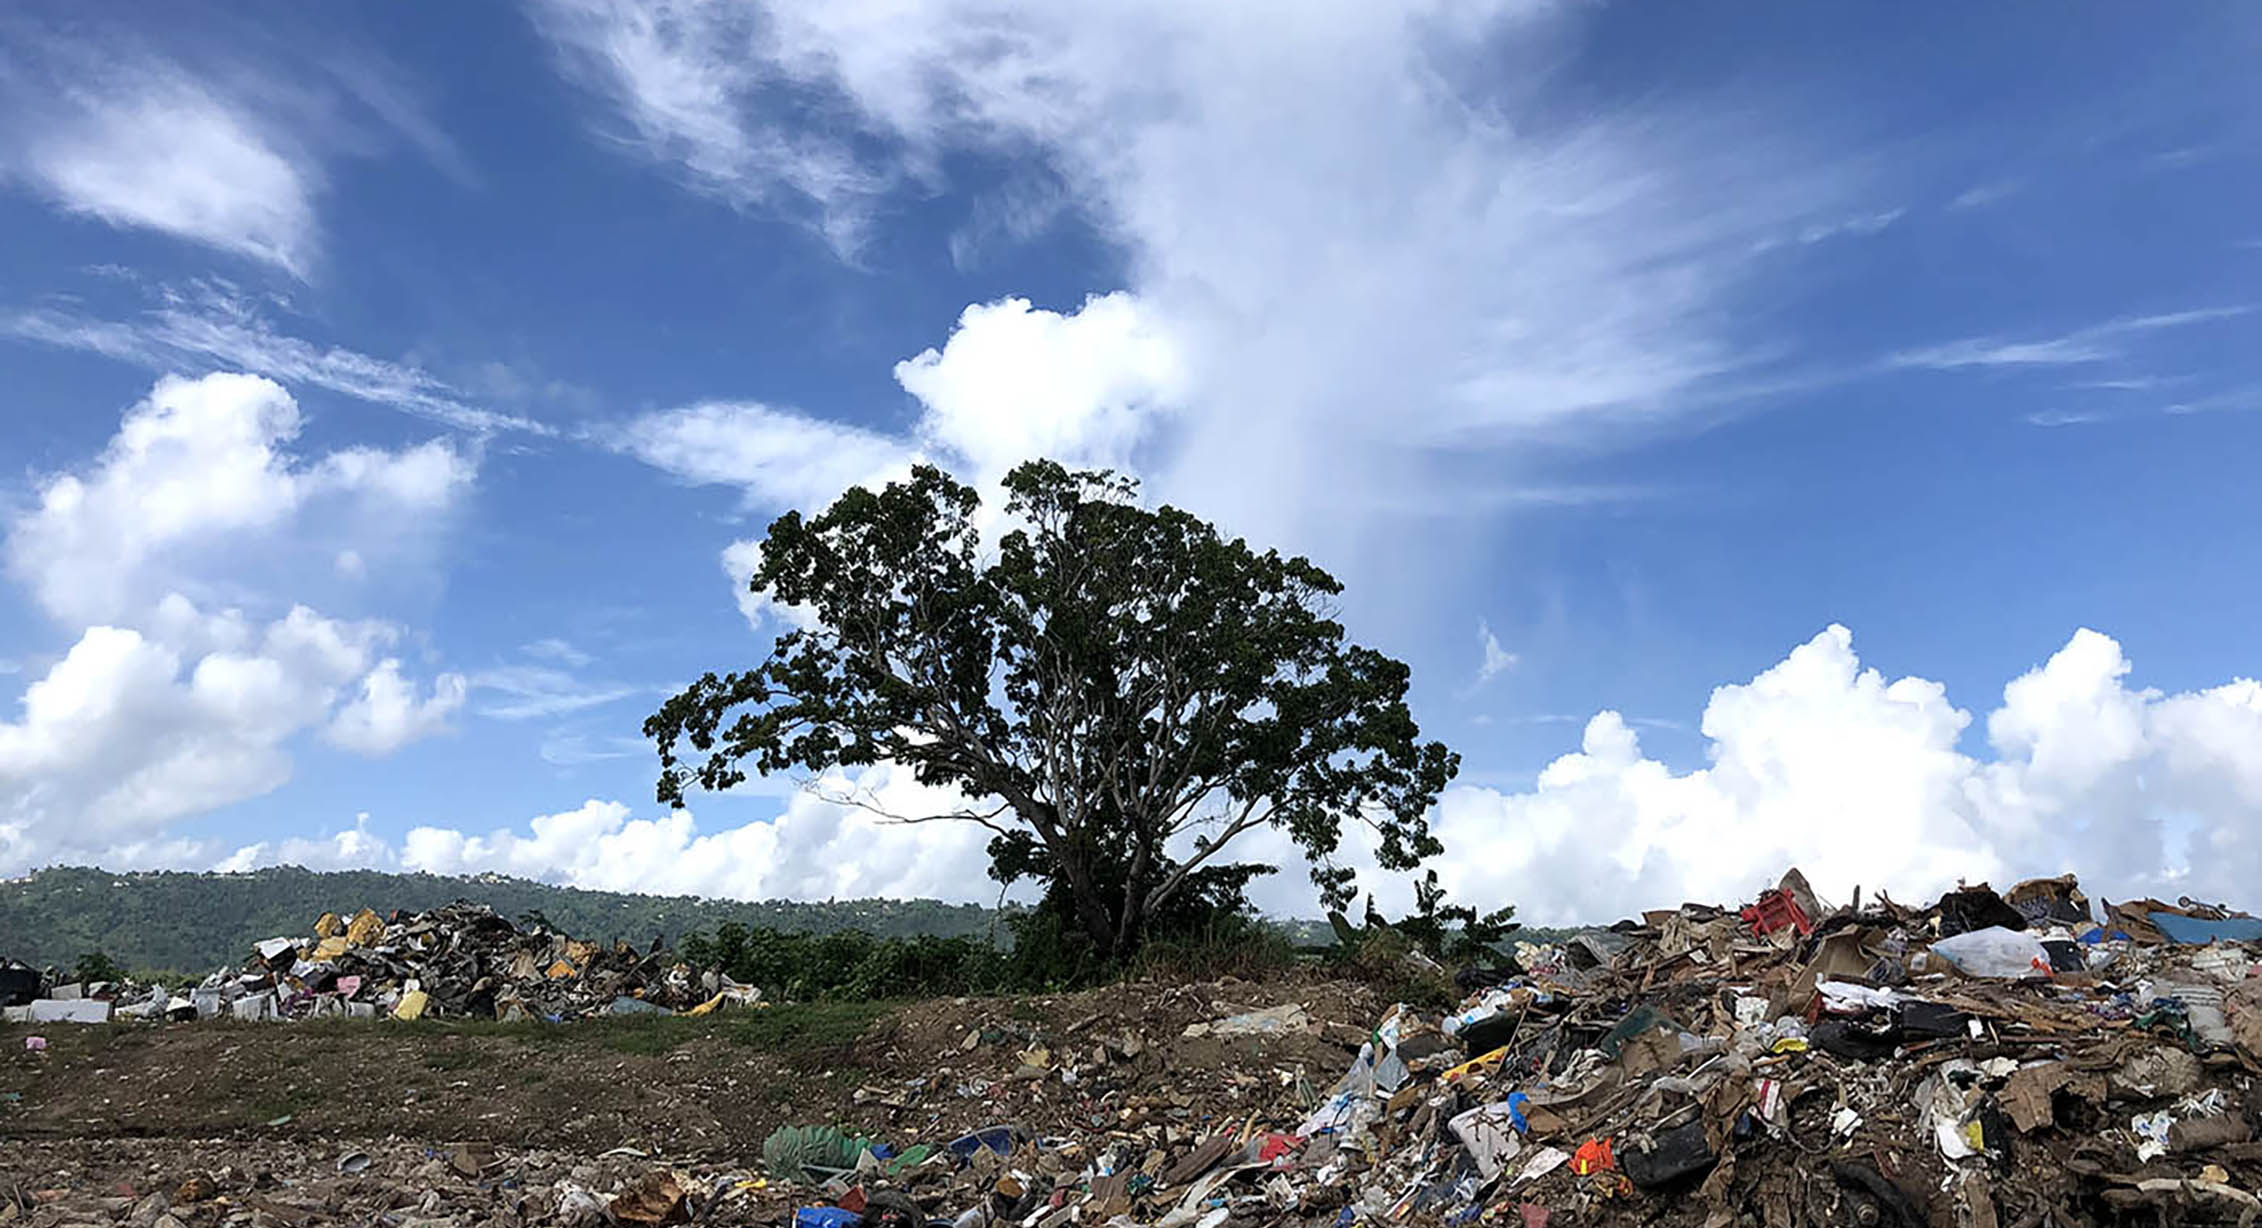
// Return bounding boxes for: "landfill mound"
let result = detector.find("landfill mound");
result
[2,901,759,1024]
[10,870,2262,1227]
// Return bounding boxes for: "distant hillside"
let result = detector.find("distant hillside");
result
[0,866,1009,976]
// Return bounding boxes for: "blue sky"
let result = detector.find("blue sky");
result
[2,2,2258,922]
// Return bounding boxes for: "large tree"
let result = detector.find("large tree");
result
[646,460,1459,958]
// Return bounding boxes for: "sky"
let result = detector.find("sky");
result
[1,2,2259,925]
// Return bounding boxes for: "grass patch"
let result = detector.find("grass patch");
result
[422,1045,490,1071]
[717,1000,895,1057]
[404,1002,897,1062]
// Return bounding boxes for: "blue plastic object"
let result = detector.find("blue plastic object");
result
[2148,912,2262,945]
[946,1124,1016,1161]
[796,1208,862,1228]
[1506,1091,1530,1133]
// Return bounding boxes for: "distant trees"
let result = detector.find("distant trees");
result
[648,460,1461,961]
[72,949,126,985]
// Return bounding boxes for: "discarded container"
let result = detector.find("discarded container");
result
[1930,927,2050,978]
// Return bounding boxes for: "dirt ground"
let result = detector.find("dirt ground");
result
[1,974,1379,1192]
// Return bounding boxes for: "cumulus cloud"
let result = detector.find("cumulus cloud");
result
[1408,625,2262,925]
[185,624,2262,925]
[395,766,1001,901]
[327,660,469,754]
[0,607,406,867]
[5,372,472,626]
[615,292,1185,623]
[897,294,1189,486]
[0,372,473,874]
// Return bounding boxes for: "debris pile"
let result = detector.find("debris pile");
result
[1,902,761,1024]
[751,871,2262,1228]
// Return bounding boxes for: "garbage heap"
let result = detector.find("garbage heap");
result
[2,901,760,1024]
[766,871,2262,1228]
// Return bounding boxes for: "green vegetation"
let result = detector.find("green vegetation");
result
[71,949,127,985]
[649,461,1458,962]
[0,865,1005,974]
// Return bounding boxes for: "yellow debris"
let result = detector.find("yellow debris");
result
[314,912,342,939]
[313,936,350,961]
[546,959,577,979]
[1441,1046,1512,1086]
[393,990,429,1020]
[345,909,383,947]
[687,992,725,1017]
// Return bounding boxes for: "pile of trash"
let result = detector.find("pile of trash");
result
[0,901,761,1024]
[749,871,2262,1228]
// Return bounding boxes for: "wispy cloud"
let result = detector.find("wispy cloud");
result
[538,731,649,767]
[1889,306,2250,371]
[2025,409,2110,428]
[1948,179,2021,210]
[597,401,911,511]
[1795,208,1905,245]
[469,664,641,721]
[1476,621,1518,686]
[2,280,548,436]
[0,15,464,277]
[524,0,1893,578]
[521,637,594,668]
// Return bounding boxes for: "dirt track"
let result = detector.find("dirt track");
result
[1,975,1377,1159]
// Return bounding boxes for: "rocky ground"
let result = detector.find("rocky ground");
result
[2,974,1381,1227]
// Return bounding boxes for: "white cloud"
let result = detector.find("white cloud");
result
[529,0,892,254]
[0,607,425,867]
[394,766,1002,901]
[328,660,469,754]
[1788,207,1905,246]
[601,401,912,510]
[5,372,473,627]
[219,813,403,874]
[0,373,472,874]
[175,624,2262,922]
[533,0,1883,561]
[1892,306,2250,371]
[3,280,547,435]
[522,638,594,668]
[10,70,314,275]
[1398,625,2262,925]
[0,18,467,276]
[1476,621,1517,685]
[896,293,1189,485]
[1949,179,2021,210]
[469,665,640,721]
[2025,410,2109,428]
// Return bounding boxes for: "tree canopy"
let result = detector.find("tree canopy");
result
[647,460,1460,958]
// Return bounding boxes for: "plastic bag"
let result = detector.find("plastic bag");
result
[1929,926,2050,978]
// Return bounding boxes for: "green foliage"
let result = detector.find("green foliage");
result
[680,919,1017,1000]
[0,865,1004,974]
[72,949,127,984]
[1363,869,1521,967]
[649,460,1459,959]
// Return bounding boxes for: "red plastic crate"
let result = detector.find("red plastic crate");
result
[1741,889,1814,937]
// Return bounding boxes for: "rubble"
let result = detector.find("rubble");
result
[10,869,2262,1228]
[0,901,763,1024]
[702,870,2262,1228]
